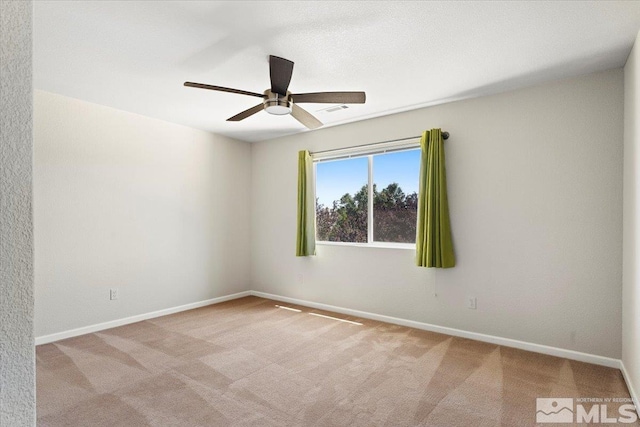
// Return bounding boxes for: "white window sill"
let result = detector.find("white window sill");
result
[316,241,416,250]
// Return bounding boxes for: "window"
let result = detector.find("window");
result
[315,144,420,246]
[316,156,368,243]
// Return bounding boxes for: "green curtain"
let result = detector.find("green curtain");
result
[296,150,316,256]
[416,129,455,268]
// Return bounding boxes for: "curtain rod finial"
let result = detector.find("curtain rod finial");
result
[442,131,449,140]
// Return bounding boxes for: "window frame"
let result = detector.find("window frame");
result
[313,140,421,250]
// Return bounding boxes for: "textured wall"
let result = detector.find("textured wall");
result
[623,30,640,401]
[34,91,252,337]
[251,69,624,359]
[0,1,35,425]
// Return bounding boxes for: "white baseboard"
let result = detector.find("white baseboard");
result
[621,361,639,411]
[35,291,251,345]
[250,290,621,369]
[34,288,625,372]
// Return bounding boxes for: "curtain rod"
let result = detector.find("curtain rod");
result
[309,131,449,156]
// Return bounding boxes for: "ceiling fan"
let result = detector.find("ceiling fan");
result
[184,55,366,129]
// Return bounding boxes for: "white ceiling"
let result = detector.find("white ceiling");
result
[34,1,640,143]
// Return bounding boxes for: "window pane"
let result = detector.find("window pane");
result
[315,157,368,243]
[373,149,420,243]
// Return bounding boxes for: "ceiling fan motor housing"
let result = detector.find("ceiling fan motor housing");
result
[263,89,292,115]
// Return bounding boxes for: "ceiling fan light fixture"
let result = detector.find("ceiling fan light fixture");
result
[263,91,292,115]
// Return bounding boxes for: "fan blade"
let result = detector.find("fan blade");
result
[184,82,265,98]
[269,55,294,96]
[291,103,322,129]
[291,92,366,104]
[227,103,264,121]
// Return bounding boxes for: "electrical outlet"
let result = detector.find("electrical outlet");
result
[467,296,477,310]
[110,288,119,300]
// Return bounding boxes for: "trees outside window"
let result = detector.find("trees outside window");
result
[315,149,419,245]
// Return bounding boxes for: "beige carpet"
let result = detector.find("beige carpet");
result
[37,296,636,426]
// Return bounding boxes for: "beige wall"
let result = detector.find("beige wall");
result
[251,69,624,359]
[0,1,35,425]
[34,91,252,337]
[623,30,640,401]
